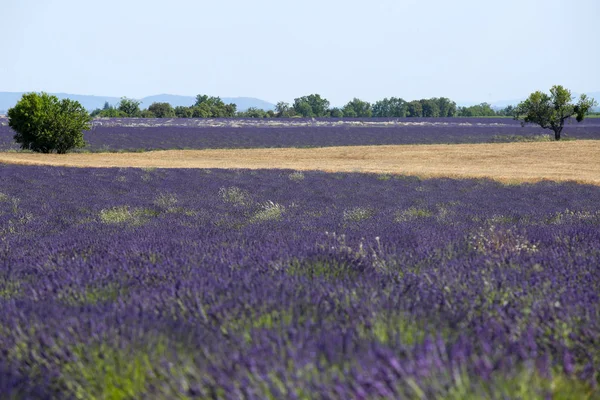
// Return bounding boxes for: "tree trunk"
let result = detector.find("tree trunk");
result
[553,127,563,141]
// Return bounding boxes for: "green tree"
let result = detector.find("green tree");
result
[174,106,193,118]
[435,97,457,117]
[148,102,175,118]
[294,101,314,118]
[420,99,441,117]
[118,97,142,117]
[514,85,597,140]
[194,95,237,117]
[191,103,211,118]
[342,98,372,118]
[372,97,407,117]
[457,103,496,117]
[293,94,330,117]
[329,107,344,118]
[275,101,295,118]
[407,100,423,117]
[8,92,91,154]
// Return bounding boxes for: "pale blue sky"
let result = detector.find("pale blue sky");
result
[1,0,598,105]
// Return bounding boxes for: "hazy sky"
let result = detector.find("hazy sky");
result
[1,0,598,105]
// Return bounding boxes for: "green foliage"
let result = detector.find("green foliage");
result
[275,101,295,118]
[117,97,142,117]
[435,97,457,117]
[8,92,91,153]
[407,100,423,117]
[60,342,153,400]
[174,105,193,118]
[238,107,270,118]
[420,98,441,117]
[342,98,372,118]
[99,206,158,225]
[194,94,237,117]
[458,102,496,117]
[293,94,330,117]
[514,85,598,140]
[147,102,175,118]
[328,107,344,118]
[372,97,407,117]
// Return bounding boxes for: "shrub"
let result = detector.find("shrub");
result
[8,92,91,153]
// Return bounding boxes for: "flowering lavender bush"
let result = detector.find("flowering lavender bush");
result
[0,165,599,398]
[1,118,600,151]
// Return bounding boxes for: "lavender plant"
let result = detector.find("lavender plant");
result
[0,165,598,398]
[2,118,600,151]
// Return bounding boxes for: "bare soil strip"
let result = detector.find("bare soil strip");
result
[2,141,600,185]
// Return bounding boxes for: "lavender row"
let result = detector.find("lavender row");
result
[0,165,599,398]
[3,119,600,152]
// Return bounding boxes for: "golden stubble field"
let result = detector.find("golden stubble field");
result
[1,141,600,185]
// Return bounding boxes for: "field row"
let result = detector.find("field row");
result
[2,118,600,152]
[0,166,599,398]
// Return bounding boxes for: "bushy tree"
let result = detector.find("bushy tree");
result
[194,95,237,118]
[372,97,407,117]
[420,99,440,117]
[457,103,496,117]
[174,106,193,118]
[8,92,91,153]
[435,97,457,117]
[118,97,142,117]
[148,102,175,118]
[293,94,330,117]
[329,107,344,118]
[514,85,597,140]
[342,98,372,118]
[275,102,295,118]
[407,100,423,117]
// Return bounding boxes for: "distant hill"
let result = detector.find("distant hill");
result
[0,92,275,112]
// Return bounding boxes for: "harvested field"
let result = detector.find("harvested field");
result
[2,140,600,185]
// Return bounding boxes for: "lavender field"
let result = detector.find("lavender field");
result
[0,165,599,398]
[2,118,600,151]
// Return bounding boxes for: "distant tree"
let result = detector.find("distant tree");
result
[435,97,457,117]
[458,103,496,117]
[102,101,111,110]
[194,95,236,117]
[8,92,91,153]
[191,103,212,118]
[407,100,423,117]
[329,107,344,118]
[148,102,175,118]
[342,98,372,118]
[496,105,516,117]
[420,99,441,117]
[240,107,268,118]
[514,85,598,140]
[140,109,156,118]
[372,97,407,117]
[294,101,314,118]
[275,102,294,118]
[118,97,142,117]
[293,94,330,117]
[174,106,193,118]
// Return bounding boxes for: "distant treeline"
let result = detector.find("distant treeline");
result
[90,94,520,119]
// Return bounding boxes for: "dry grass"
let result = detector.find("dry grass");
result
[1,141,600,185]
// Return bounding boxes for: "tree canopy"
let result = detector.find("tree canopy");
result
[8,92,91,153]
[514,85,598,140]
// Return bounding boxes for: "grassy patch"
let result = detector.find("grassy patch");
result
[395,206,433,222]
[250,201,285,223]
[343,207,375,223]
[99,206,158,225]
